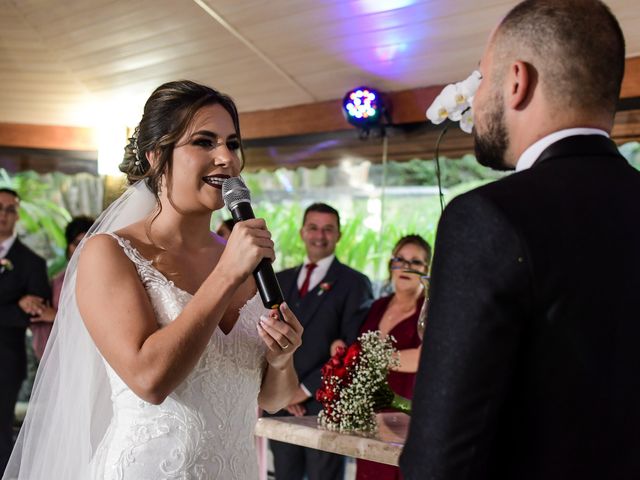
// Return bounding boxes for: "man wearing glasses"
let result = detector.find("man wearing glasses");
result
[269,203,373,480]
[0,188,50,474]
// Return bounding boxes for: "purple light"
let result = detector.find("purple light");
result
[355,0,415,14]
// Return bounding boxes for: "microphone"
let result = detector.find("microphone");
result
[222,176,285,310]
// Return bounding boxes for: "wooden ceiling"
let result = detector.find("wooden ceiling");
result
[1,1,640,173]
[1,0,639,128]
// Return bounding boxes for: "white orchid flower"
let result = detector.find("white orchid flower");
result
[459,107,474,134]
[427,83,458,124]
[426,98,449,125]
[426,84,465,123]
[460,70,482,100]
[439,84,462,111]
[425,70,482,133]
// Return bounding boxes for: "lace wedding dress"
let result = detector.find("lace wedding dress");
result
[90,233,268,479]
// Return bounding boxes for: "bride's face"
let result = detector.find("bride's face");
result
[162,103,242,214]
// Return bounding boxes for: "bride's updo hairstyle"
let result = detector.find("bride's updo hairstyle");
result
[120,80,244,199]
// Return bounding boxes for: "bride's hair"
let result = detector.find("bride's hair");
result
[120,80,244,198]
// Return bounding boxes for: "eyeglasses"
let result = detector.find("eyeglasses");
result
[0,205,18,215]
[390,256,428,269]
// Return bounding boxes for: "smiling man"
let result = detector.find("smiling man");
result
[400,1,640,479]
[269,203,373,480]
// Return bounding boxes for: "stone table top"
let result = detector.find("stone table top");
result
[254,413,409,466]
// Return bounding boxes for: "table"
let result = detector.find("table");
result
[254,413,409,466]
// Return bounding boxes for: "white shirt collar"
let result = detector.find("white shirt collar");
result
[303,254,335,270]
[516,128,609,172]
[0,233,17,259]
[297,253,336,292]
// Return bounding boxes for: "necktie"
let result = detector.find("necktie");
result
[299,263,317,298]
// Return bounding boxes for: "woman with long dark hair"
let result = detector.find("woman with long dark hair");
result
[4,81,303,480]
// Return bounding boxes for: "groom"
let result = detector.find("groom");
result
[401,1,640,478]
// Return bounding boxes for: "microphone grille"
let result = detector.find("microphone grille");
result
[222,176,251,211]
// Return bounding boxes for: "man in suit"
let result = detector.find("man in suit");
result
[400,1,640,479]
[270,203,373,480]
[0,188,51,474]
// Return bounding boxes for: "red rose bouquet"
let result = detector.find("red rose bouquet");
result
[316,331,411,433]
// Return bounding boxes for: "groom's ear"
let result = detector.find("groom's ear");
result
[506,60,534,111]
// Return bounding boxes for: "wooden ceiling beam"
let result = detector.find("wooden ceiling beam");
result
[621,56,640,99]
[1,56,639,152]
[0,123,96,152]
[241,55,640,139]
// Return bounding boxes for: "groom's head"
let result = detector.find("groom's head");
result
[472,0,625,170]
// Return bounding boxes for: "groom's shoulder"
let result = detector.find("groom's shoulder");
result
[449,169,538,218]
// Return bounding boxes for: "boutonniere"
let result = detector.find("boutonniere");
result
[0,258,14,274]
[318,282,332,296]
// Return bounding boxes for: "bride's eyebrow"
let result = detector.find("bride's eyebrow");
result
[191,130,219,140]
[191,130,238,140]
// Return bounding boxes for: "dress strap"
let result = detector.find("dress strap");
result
[96,232,179,294]
[99,232,153,269]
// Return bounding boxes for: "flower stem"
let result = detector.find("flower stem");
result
[434,123,449,214]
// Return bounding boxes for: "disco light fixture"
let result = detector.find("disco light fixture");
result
[342,86,385,130]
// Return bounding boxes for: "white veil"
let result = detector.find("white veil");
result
[3,180,156,480]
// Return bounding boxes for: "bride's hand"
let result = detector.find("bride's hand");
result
[217,218,275,282]
[257,303,303,370]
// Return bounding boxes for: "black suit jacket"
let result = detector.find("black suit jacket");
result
[0,238,50,377]
[273,257,373,415]
[400,135,640,479]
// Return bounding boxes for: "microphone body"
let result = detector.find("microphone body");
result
[223,177,285,310]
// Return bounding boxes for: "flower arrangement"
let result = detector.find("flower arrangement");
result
[316,331,411,434]
[0,258,14,274]
[317,282,332,296]
[426,70,482,133]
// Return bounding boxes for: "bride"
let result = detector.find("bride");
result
[3,80,303,479]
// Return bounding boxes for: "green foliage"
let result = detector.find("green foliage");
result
[369,154,505,187]
[233,153,510,280]
[619,142,640,170]
[8,142,638,282]
[0,169,71,273]
[252,201,306,269]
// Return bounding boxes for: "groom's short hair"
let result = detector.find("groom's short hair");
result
[494,0,625,117]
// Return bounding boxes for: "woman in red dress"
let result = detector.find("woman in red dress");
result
[347,234,431,480]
